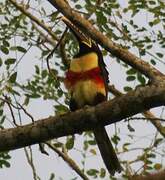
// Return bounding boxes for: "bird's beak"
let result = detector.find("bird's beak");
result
[61,16,92,47]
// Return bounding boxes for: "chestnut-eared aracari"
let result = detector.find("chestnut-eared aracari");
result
[62,16,122,175]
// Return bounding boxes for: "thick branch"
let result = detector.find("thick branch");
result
[131,170,165,180]
[47,0,164,81]
[0,84,164,151]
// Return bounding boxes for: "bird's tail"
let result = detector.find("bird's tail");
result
[93,126,122,175]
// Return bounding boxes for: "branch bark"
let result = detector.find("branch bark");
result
[0,84,165,151]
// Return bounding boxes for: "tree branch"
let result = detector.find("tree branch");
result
[46,142,89,180]
[47,0,164,82]
[109,85,165,138]
[9,0,58,41]
[0,84,164,151]
[24,147,41,180]
[31,22,56,46]
[131,170,165,180]
[143,111,165,138]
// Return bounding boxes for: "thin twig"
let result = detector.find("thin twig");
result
[24,147,41,180]
[46,141,89,180]
[46,27,68,82]
[17,102,34,123]
[46,27,68,60]
[31,22,56,46]
[38,143,49,156]
[9,0,58,41]
[10,45,32,74]
[3,95,18,126]
[143,111,165,138]
[15,103,49,155]
[127,117,165,122]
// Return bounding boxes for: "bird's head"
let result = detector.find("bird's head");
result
[62,16,100,57]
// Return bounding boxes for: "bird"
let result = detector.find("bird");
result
[62,16,122,175]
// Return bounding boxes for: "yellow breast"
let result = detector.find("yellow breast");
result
[72,80,106,108]
[70,52,98,72]
[68,52,106,108]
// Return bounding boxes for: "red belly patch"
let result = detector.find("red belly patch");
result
[65,67,105,89]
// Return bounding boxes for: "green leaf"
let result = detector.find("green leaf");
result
[126,68,137,75]
[3,40,10,47]
[9,72,17,83]
[148,1,156,5]
[83,140,88,151]
[50,11,59,21]
[126,76,136,81]
[0,58,2,66]
[100,168,106,178]
[124,86,132,92]
[154,138,163,147]
[146,160,152,164]
[88,140,96,145]
[152,18,160,26]
[41,70,47,78]
[156,52,163,58]
[75,4,82,9]
[150,59,156,65]
[0,110,3,116]
[53,142,63,148]
[16,46,27,53]
[90,149,96,155]
[42,50,49,56]
[86,169,99,177]
[28,94,41,98]
[154,163,162,170]
[49,173,55,180]
[111,135,120,145]
[146,45,152,49]
[35,65,40,74]
[0,116,5,124]
[10,46,17,51]
[54,105,68,114]
[137,73,146,85]
[5,58,16,65]
[57,89,63,97]
[96,11,107,25]
[139,49,146,56]
[123,142,131,151]
[147,153,156,158]
[0,46,9,55]
[0,160,10,168]
[66,136,74,150]
[23,96,30,106]
[127,123,135,132]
